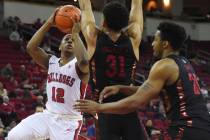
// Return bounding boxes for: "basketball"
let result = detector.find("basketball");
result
[55,5,81,33]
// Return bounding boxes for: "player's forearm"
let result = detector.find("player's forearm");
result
[27,21,52,52]
[118,85,139,96]
[130,0,143,30]
[131,0,143,15]
[78,0,95,32]
[78,0,92,11]
[72,33,89,73]
[132,0,143,10]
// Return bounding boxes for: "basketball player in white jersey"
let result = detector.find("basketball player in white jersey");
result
[7,9,89,140]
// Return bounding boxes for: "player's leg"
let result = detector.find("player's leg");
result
[98,113,122,140]
[48,119,83,140]
[8,112,49,140]
[122,113,148,140]
[181,127,210,140]
[7,121,36,140]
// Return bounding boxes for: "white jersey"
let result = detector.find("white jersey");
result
[46,55,87,120]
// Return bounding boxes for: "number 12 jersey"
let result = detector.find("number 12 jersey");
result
[46,55,87,120]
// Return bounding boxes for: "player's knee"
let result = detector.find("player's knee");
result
[8,125,36,140]
[8,129,19,140]
[8,128,25,140]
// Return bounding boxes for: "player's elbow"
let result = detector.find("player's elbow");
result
[78,59,89,74]
[130,101,142,110]
[128,100,147,112]
[119,101,142,114]
[26,43,38,55]
[119,106,138,114]
[26,43,33,54]
[79,59,89,67]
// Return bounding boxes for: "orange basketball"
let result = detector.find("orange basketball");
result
[55,5,81,33]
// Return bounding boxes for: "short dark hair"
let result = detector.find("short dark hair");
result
[157,22,187,50]
[103,2,129,32]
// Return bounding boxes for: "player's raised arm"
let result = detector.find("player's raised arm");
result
[72,22,90,83]
[127,0,144,61]
[26,10,57,69]
[78,0,97,41]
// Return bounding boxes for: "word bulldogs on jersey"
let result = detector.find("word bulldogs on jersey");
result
[47,72,75,87]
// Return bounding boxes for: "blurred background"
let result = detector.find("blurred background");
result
[0,0,210,140]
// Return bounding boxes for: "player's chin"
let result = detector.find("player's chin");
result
[67,48,73,52]
[65,47,73,52]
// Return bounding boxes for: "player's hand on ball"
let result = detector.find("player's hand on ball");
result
[74,99,101,113]
[54,5,81,33]
[47,7,60,26]
[99,85,120,103]
[72,22,81,34]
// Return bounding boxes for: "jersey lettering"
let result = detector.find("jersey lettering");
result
[48,73,76,87]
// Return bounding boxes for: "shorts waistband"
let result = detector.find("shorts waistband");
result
[44,110,83,121]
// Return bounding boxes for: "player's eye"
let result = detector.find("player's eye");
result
[65,37,70,42]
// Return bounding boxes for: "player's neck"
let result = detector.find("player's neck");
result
[103,28,121,42]
[162,50,179,58]
[60,54,74,65]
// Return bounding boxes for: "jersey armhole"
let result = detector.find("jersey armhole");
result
[75,63,89,80]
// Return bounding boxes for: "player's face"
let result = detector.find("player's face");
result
[152,31,164,58]
[59,34,74,53]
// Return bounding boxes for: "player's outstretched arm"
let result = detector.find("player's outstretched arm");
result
[72,22,89,83]
[127,0,143,61]
[78,0,96,34]
[74,60,171,114]
[26,10,57,69]
[78,0,98,59]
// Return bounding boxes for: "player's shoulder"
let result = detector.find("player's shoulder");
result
[146,59,176,82]
[156,57,177,65]
[50,55,59,60]
[151,58,179,75]
[49,55,59,64]
[71,57,77,64]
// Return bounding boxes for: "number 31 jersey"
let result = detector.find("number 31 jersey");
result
[91,32,137,102]
[46,55,87,119]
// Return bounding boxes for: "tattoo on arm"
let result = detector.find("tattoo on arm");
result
[142,82,153,91]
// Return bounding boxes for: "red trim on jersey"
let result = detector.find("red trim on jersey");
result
[73,120,83,140]
[131,61,137,83]
[175,127,185,140]
[139,118,150,139]
[176,80,190,119]
[80,82,87,99]
[90,59,97,86]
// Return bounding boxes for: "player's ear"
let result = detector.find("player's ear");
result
[58,45,61,51]
[162,41,169,49]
